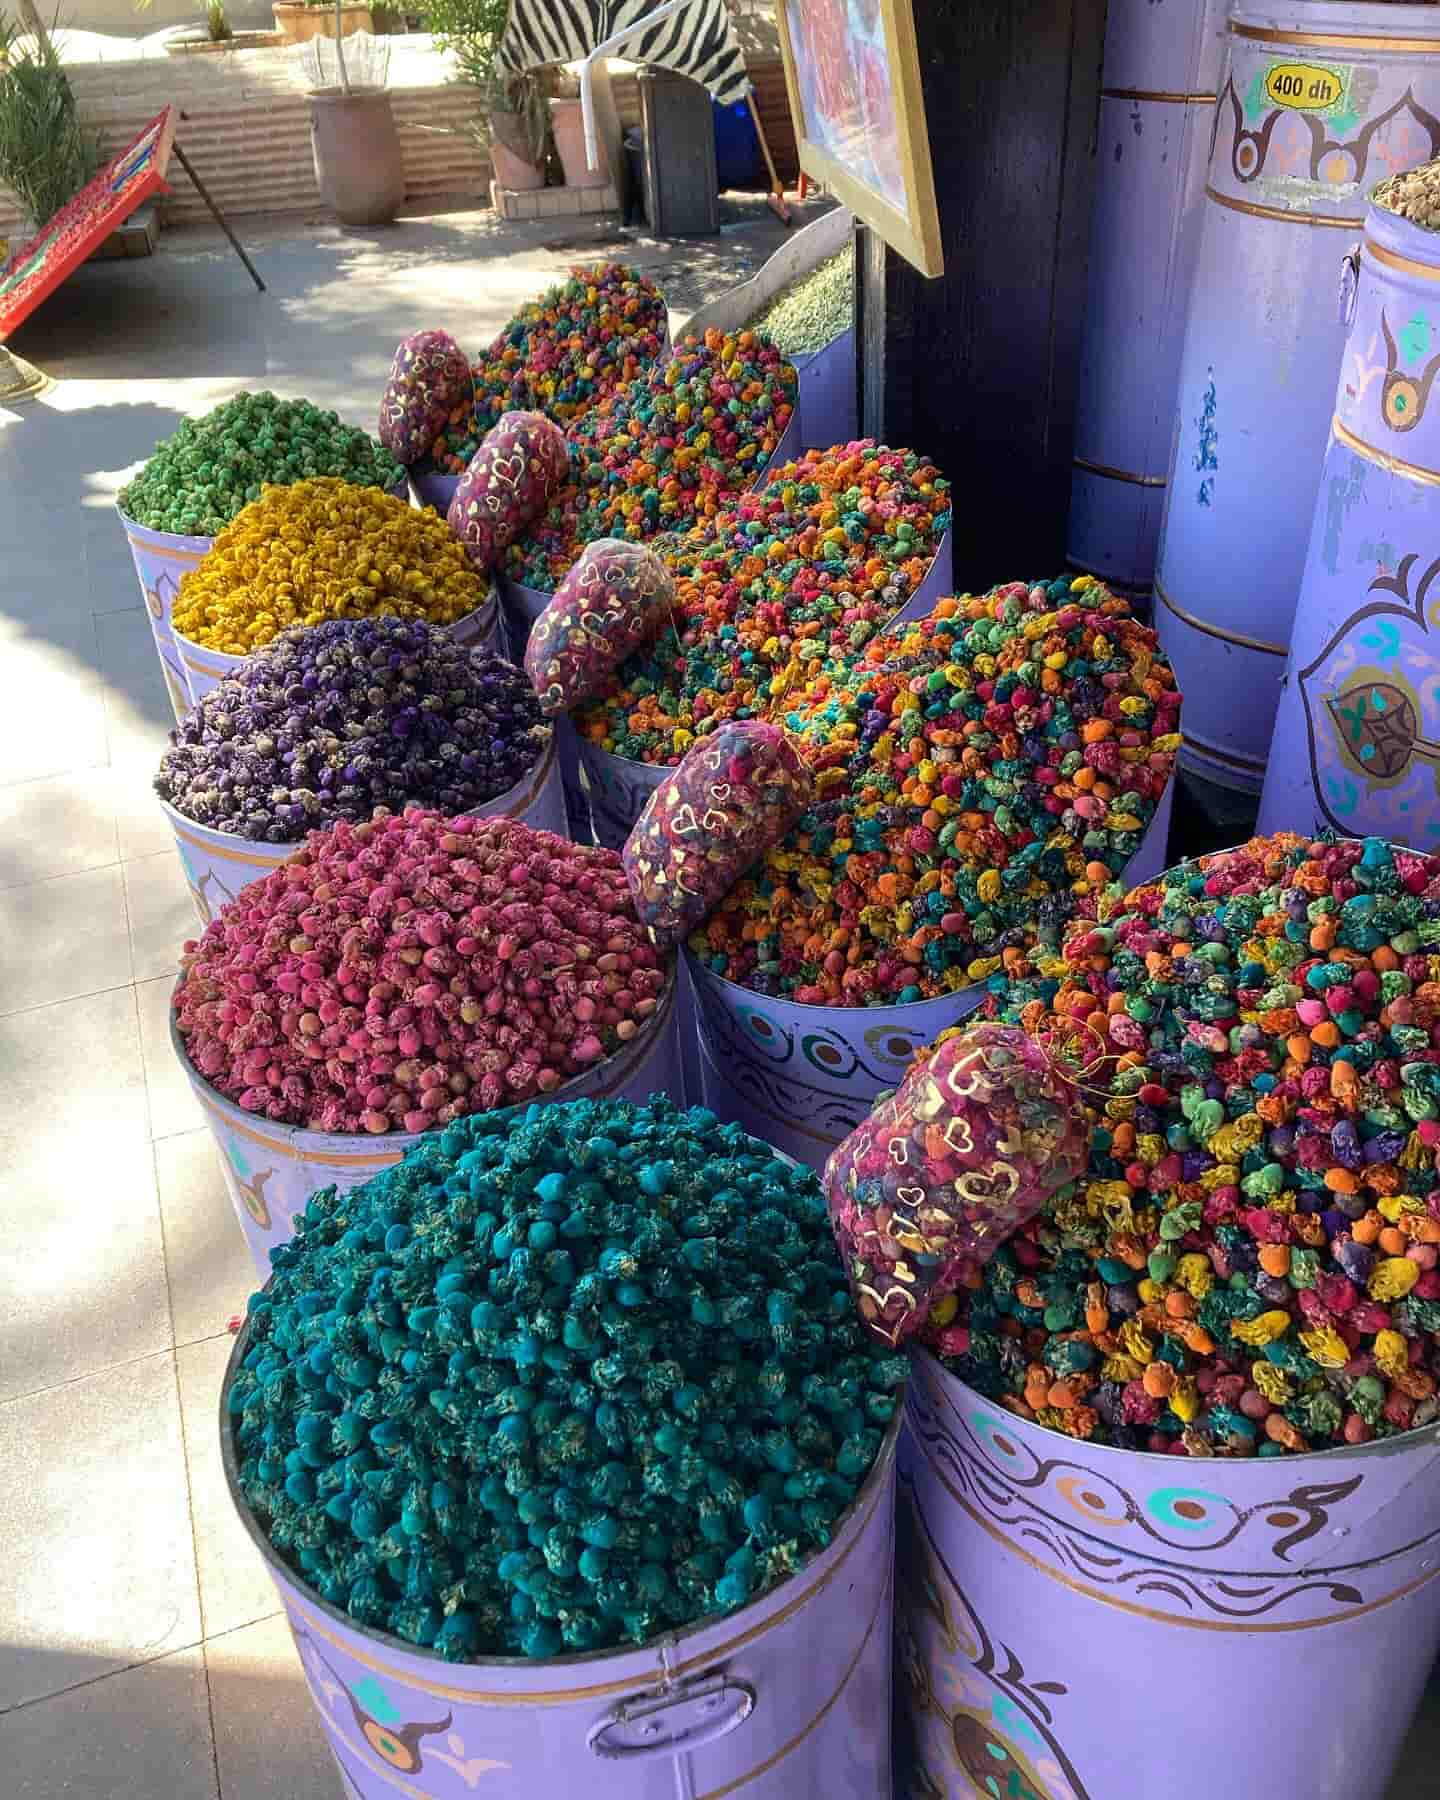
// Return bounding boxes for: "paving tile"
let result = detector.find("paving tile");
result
[138,973,204,1141]
[122,847,195,984]
[161,1133,258,1348]
[0,668,109,786]
[96,607,175,766]
[0,1131,170,1405]
[0,985,150,1164]
[177,1335,276,1640]
[0,1644,218,1800]
[0,1351,201,1710]
[0,769,119,887]
[207,1615,341,1800]
[113,756,179,862]
[0,863,131,1015]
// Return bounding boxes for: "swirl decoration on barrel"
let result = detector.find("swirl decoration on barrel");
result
[1299,552,1440,846]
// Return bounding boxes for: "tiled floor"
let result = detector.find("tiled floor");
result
[0,196,810,1799]
[4,193,1439,1799]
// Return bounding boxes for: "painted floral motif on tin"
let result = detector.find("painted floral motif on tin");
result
[895,1482,1089,1800]
[292,1619,510,1789]
[1299,551,1440,848]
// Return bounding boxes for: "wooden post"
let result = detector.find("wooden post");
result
[860,0,1107,587]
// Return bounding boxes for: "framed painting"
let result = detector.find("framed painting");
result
[775,0,943,278]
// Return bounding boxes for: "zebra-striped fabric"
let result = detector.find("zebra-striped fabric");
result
[498,0,752,106]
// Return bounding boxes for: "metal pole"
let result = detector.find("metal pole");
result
[172,139,266,294]
[579,0,694,171]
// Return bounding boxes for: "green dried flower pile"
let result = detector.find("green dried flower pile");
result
[746,245,854,356]
[119,391,405,536]
[227,1096,906,1661]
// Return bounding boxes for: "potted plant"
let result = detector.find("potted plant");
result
[423,0,550,190]
[303,26,403,225]
[0,8,97,239]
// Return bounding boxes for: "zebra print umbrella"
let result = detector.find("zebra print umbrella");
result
[498,0,752,106]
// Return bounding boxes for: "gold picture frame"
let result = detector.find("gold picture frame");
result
[775,0,943,279]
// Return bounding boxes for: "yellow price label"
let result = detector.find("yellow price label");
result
[1264,62,1348,111]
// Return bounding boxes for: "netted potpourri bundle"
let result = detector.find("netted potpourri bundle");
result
[574,441,950,765]
[692,575,1180,1007]
[505,329,800,591]
[424,263,668,473]
[447,410,570,574]
[171,478,487,654]
[378,330,473,465]
[174,811,666,1133]
[524,538,673,717]
[825,1023,1089,1347]
[227,1095,907,1659]
[155,618,547,841]
[623,721,815,948]
[119,391,404,536]
[945,834,1440,1456]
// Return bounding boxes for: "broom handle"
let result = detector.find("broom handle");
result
[747,89,783,196]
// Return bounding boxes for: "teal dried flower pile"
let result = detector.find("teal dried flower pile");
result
[119,391,405,536]
[226,1096,905,1660]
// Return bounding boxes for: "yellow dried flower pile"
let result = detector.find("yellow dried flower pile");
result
[171,478,488,654]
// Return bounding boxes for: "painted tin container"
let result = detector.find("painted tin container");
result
[682,779,1174,1173]
[497,573,594,845]
[411,471,460,514]
[116,507,210,724]
[1155,2,1440,792]
[175,591,505,707]
[172,958,684,1274]
[219,1342,898,1800]
[160,731,568,926]
[897,1345,1440,1800]
[1068,0,1229,594]
[1259,199,1440,845]
[792,328,859,454]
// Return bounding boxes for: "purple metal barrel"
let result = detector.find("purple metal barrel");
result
[683,778,1174,1175]
[497,573,595,845]
[171,959,684,1274]
[411,471,460,514]
[1068,0,1229,595]
[898,1347,1440,1800]
[1155,2,1440,792]
[160,729,569,928]
[116,507,211,724]
[1259,199,1440,843]
[793,328,860,453]
[220,1355,899,1800]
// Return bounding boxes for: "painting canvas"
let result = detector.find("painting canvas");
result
[777,0,941,277]
[0,106,175,343]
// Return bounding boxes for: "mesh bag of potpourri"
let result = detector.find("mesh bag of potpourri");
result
[824,1021,1089,1346]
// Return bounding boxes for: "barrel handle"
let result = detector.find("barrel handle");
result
[586,1671,756,1762]
[1339,242,1362,332]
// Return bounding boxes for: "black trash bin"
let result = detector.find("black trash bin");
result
[637,67,720,236]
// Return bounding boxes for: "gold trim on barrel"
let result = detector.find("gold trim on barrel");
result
[912,1434,1440,1633]
[1102,87,1217,103]
[1204,185,1360,228]
[1333,412,1440,487]
[1361,236,1440,283]
[1231,22,1440,53]
[1154,579,1288,656]
[1072,454,1167,489]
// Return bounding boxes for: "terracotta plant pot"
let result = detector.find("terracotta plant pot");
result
[489,121,544,192]
[274,2,373,42]
[309,87,404,226]
[550,95,608,188]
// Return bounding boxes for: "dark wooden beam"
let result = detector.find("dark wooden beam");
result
[860,0,1108,588]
